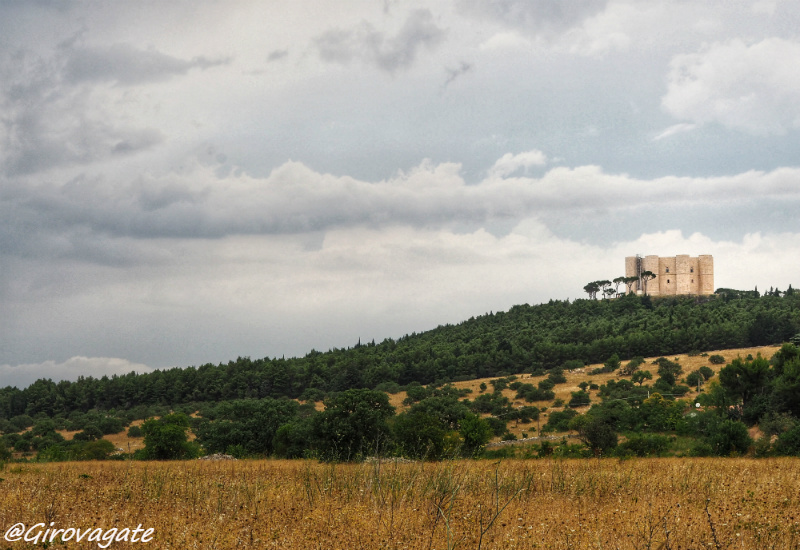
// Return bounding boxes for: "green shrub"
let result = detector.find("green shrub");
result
[547,369,567,384]
[562,359,584,371]
[709,354,726,364]
[698,366,714,380]
[707,419,752,456]
[617,434,672,457]
[538,378,555,391]
[774,424,800,456]
[568,390,591,408]
[542,408,578,432]
[127,425,143,438]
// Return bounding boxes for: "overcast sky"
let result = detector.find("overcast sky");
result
[2,0,800,389]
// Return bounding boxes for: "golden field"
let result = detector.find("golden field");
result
[2,457,799,549]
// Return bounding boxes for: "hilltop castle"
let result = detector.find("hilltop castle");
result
[625,255,714,296]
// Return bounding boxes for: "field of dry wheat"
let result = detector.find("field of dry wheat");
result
[2,457,798,549]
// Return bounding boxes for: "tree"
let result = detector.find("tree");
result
[640,393,682,431]
[774,424,800,456]
[569,415,617,455]
[698,366,714,380]
[656,357,683,386]
[311,389,395,460]
[718,355,771,410]
[0,439,11,462]
[74,439,116,460]
[640,271,656,295]
[583,281,601,300]
[568,390,591,408]
[707,419,752,456]
[632,370,653,386]
[624,276,639,295]
[458,413,492,457]
[686,370,704,389]
[603,354,621,373]
[273,418,314,459]
[73,424,103,442]
[141,413,198,460]
[613,276,626,296]
[392,410,454,460]
[620,356,645,376]
[195,398,299,456]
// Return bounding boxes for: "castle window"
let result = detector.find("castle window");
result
[690,267,694,273]
[667,279,670,283]
[665,267,670,273]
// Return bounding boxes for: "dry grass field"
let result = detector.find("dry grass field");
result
[1,457,799,549]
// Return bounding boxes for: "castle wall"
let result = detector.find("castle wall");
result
[623,254,714,296]
[659,256,677,296]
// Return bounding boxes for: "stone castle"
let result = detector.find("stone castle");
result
[625,255,714,296]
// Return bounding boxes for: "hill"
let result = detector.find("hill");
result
[2,291,798,420]
[1,290,799,461]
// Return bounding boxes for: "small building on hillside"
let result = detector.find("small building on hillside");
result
[625,255,714,296]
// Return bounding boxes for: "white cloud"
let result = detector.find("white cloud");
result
[653,123,697,141]
[488,150,548,177]
[663,38,800,134]
[478,31,531,51]
[0,357,153,389]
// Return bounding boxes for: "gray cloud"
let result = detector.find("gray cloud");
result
[315,9,445,72]
[267,49,289,62]
[63,43,228,86]
[444,61,473,87]
[0,40,223,175]
[457,0,610,35]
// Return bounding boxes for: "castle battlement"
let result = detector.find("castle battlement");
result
[625,255,714,296]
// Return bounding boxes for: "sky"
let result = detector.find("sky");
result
[2,0,800,389]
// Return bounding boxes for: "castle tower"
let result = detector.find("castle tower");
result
[699,255,714,295]
[643,255,660,296]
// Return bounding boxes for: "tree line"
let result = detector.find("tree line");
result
[1,291,798,423]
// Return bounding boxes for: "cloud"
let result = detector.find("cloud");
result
[0,356,153,389]
[487,150,547,177]
[63,43,228,86]
[3,155,800,269]
[314,9,445,72]
[444,61,473,87]
[652,123,697,141]
[662,38,800,134]
[0,42,219,175]
[457,0,610,36]
[267,49,289,62]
